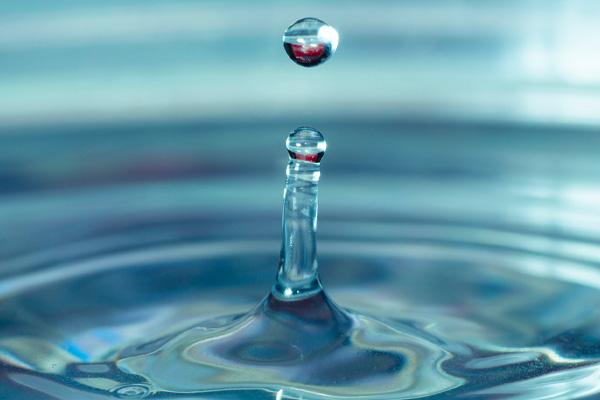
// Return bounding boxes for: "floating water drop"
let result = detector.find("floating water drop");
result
[283,18,338,67]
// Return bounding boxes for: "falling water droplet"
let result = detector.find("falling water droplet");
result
[283,18,338,67]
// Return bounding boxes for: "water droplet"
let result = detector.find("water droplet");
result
[283,18,338,67]
[286,126,327,163]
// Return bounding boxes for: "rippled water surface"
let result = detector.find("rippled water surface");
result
[2,120,600,399]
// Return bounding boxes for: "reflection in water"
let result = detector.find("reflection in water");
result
[474,363,600,399]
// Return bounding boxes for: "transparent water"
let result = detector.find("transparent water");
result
[2,120,600,399]
[282,18,338,67]
[109,127,460,398]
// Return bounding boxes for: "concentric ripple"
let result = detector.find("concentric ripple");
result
[118,290,460,399]
[1,220,600,399]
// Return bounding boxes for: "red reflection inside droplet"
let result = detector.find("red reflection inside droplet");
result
[291,44,325,64]
[288,151,324,163]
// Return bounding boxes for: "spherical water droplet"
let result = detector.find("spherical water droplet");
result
[283,18,338,67]
[286,126,326,163]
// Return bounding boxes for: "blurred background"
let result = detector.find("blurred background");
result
[1,0,600,126]
[1,0,600,271]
